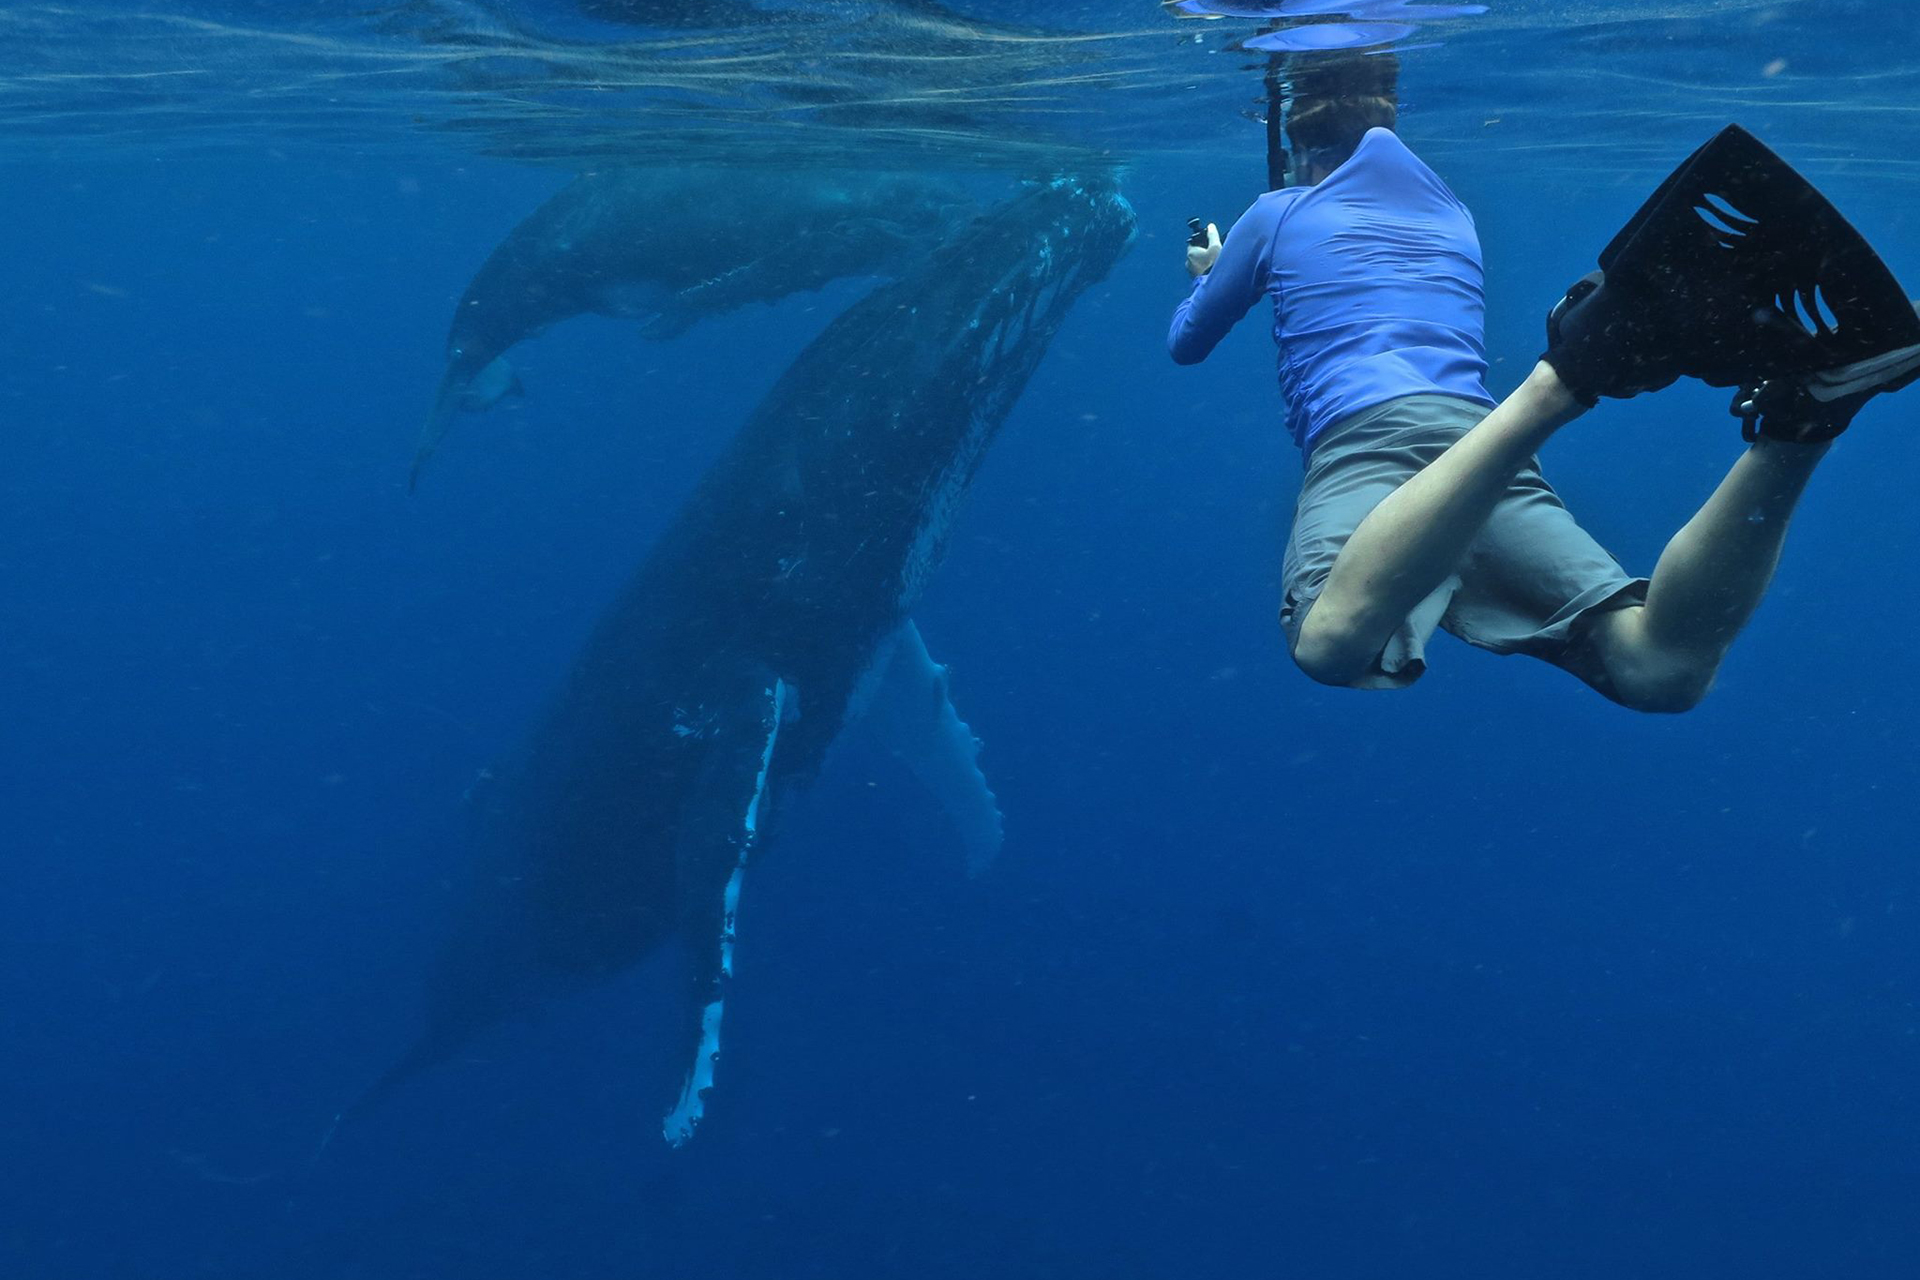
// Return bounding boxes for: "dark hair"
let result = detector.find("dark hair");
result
[1283,49,1400,160]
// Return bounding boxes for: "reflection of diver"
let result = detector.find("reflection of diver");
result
[577,0,1026,27]
[1171,49,1920,709]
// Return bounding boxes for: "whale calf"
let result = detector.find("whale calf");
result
[339,176,1134,1149]
[412,165,975,487]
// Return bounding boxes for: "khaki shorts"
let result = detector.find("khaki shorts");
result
[1280,394,1648,689]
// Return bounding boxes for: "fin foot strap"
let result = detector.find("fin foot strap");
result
[1732,339,1920,442]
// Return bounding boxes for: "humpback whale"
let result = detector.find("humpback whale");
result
[412,166,974,487]
[343,176,1135,1148]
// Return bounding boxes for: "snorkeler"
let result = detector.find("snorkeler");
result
[1169,49,1920,710]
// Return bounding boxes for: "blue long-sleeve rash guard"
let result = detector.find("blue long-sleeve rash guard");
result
[1167,128,1496,454]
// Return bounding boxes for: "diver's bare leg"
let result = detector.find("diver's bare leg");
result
[1578,438,1826,711]
[1293,362,1585,685]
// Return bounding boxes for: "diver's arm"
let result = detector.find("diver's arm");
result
[1166,203,1276,365]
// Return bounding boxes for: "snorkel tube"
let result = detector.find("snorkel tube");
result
[1264,50,1289,191]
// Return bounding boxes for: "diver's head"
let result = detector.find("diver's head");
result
[1280,48,1400,184]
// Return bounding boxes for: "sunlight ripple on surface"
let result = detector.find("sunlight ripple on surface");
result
[0,1,1915,177]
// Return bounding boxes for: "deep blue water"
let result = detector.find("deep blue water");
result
[4,4,1920,1278]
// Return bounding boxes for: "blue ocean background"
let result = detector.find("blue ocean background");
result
[4,2,1920,1276]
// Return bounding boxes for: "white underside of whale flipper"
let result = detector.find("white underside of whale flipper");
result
[662,677,790,1148]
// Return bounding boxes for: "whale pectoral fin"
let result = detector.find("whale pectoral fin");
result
[410,355,527,492]
[662,674,793,1148]
[458,356,522,411]
[859,622,1005,877]
[409,368,469,493]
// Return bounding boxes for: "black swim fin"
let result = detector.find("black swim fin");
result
[1543,125,1920,405]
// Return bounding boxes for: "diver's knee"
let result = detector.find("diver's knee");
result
[1576,607,1716,713]
[1289,611,1379,689]
[1607,653,1716,714]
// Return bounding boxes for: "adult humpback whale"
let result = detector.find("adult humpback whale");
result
[411,166,973,487]
[344,176,1135,1147]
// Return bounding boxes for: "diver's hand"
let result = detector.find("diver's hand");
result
[1185,222,1220,278]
